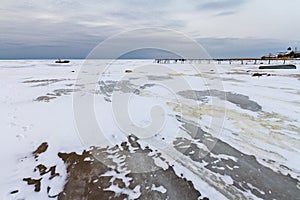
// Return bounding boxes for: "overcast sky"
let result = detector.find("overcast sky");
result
[1,0,300,59]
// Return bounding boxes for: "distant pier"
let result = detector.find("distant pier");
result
[154,58,294,65]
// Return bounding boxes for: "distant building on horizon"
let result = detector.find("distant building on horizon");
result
[262,47,300,59]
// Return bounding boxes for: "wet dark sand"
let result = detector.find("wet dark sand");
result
[22,136,207,200]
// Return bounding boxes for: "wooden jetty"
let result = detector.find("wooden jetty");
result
[154,58,294,65]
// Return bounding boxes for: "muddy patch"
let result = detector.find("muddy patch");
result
[21,142,61,197]
[225,70,251,75]
[98,80,155,102]
[34,96,56,102]
[291,74,300,81]
[35,88,80,102]
[47,88,80,96]
[23,79,71,87]
[178,89,262,112]
[147,75,173,81]
[221,77,246,83]
[32,142,48,158]
[252,72,271,77]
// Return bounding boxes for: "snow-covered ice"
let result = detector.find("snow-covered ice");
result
[0,59,299,199]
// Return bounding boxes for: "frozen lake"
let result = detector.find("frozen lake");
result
[0,59,299,199]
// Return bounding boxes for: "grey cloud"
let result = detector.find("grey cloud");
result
[1,0,300,59]
[214,11,236,16]
[198,0,248,10]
